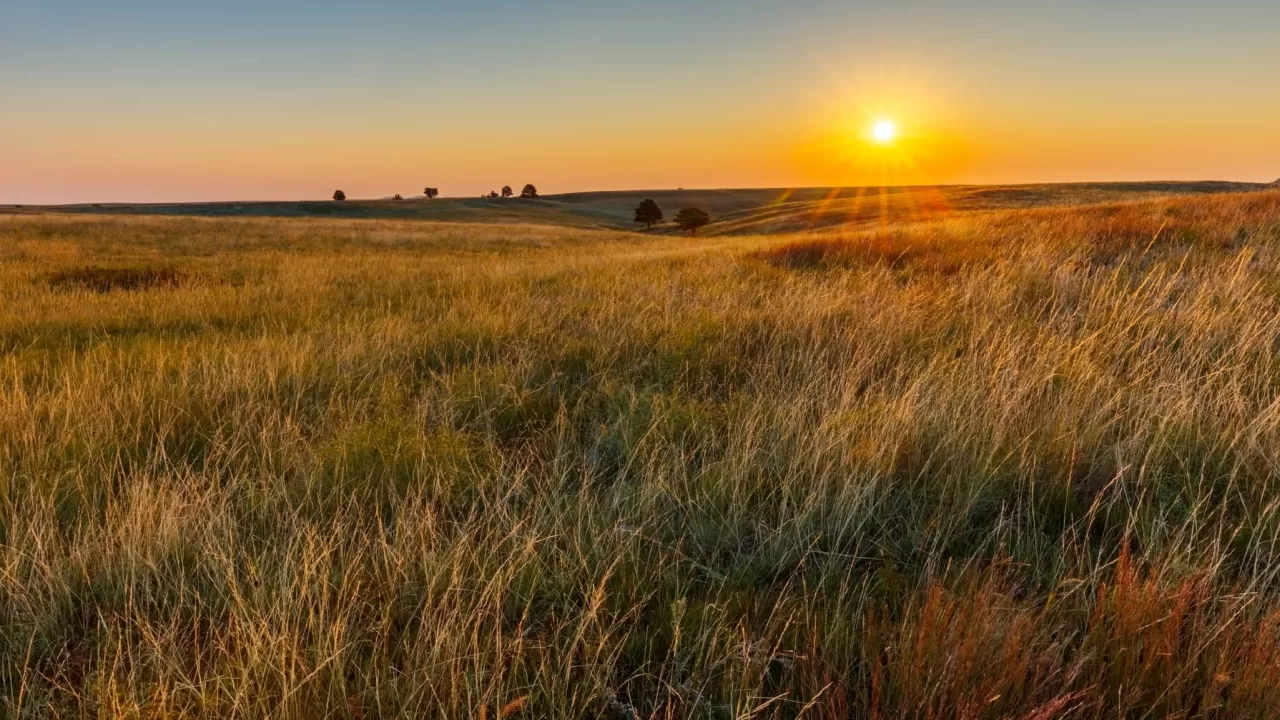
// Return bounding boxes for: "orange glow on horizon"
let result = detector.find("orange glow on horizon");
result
[4,40,1279,204]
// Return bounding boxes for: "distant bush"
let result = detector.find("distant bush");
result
[673,207,710,235]
[393,194,403,201]
[634,199,663,229]
[333,190,346,202]
[521,184,538,199]
[502,186,513,199]
[424,188,439,199]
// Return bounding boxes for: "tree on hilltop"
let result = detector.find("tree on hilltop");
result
[333,190,346,202]
[521,184,538,199]
[393,194,404,200]
[634,199,663,229]
[674,208,711,236]
[424,188,439,199]
[502,186,513,199]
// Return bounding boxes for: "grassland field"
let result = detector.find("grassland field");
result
[3,181,1267,235]
[4,184,1280,717]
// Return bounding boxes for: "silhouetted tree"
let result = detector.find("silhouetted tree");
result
[502,186,514,199]
[674,208,711,236]
[333,190,346,202]
[488,191,500,199]
[634,199,663,229]
[424,188,439,199]
[393,194,404,200]
[521,184,538,199]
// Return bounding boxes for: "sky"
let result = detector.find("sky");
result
[3,0,1279,203]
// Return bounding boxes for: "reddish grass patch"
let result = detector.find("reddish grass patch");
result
[754,191,1280,275]
[1079,192,1280,260]
[851,553,1280,718]
[753,230,999,275]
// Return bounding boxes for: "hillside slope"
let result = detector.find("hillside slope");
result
[3,181,1267,235]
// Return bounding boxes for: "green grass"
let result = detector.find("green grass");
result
[3,189,1280,717]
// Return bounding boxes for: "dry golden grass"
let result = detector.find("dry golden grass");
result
[2,191,1280,718]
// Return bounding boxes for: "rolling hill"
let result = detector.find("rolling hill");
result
[2,181,1267,236]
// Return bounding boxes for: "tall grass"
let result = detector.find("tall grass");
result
[2,192,1280,717]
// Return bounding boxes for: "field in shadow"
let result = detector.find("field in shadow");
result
[4,181,1268,236]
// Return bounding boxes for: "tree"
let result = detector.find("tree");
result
[634,199,663,229]
[393,194,404,200]
[674,208,711,236]
[502,186,513,199]
[333,190,346,202]
[424,187,439,199]
[521,184,538,199]
[488,191,500,199]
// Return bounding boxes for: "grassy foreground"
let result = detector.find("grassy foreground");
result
[3,191,1280,717]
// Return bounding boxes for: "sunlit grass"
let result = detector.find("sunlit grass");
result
[2,190,1280,717]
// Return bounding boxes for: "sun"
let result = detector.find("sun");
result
[871,119,898,144]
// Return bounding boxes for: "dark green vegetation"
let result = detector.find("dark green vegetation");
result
[673,207,712,235]
[635,199,665,229]
[3,188,1280,717]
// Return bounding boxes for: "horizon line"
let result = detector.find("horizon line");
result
[4,178,1276,208]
